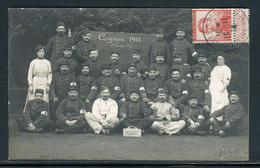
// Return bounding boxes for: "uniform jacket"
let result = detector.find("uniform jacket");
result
[182,105,204,123]
[186,79,211,107]
[50,72,76,100]
[56,97,86,121]
[164,79,188,106]
[53,57,78,75]
[147,39,170,65]
[143,78,163,100]
[171,62,191,81]
[24,99,49,125]
[45,34,75,64]
[120,100,150,119]
[192,63,212,82]
[75,40,97,63]
[169,38,196,64]
[120,74,146,100]
[210,102,244,123]
[111,61,125,78]
[85,59,102,78]
[92,98,118,121]
[149,63,171,83]
[96,75,121,100]
[76,74,97,101]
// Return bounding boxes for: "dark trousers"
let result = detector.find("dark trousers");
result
[16,115,54,132]
[85,101,93,112]
[120,117,153,130]
[50,100,61,121]
[55,119,87,133]
[211,120,241,135]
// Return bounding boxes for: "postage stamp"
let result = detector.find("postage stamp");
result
[192,9,249,43]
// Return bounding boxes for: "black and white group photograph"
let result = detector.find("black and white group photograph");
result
[8,8,249,161]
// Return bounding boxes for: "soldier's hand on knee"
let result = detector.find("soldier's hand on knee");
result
[203,105,210,112]
[209,117,215,123]
[225,121,231,129]
[85,99,90,103]
[121,113,127,119]
[27,123,36,131]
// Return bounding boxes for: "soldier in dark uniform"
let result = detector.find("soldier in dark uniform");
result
[169,27,198,65]
[171,54,192,83]
[119,91,152,130]
[209,91,245,137]
[149,52,171,83]
[75,30,97,65]
[147,28,170,65]
[55,83,87,134]
[186,66,211,118]
[192,53,212,83]
[164,69,188,114]
[120,64,146,101]
[50,61,76,121]
[53,44,78,76]
[84,49,102,78]
[45,21,75,65]
[131,49,148,80]
[96,63,121,101]
[181,94,210,135]
[76,62,97,112]
[16,89,53,133]
[143,66,164,106]
[109,51,125,79]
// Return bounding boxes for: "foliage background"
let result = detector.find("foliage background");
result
[8,8,249,109]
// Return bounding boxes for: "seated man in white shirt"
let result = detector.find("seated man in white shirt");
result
[84,85,119,134]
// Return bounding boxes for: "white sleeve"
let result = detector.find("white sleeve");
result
[47,60,52,85]
[27,60,34,85]
[92,99,102,121]
[107,100,118,120]
[223,66,232,85]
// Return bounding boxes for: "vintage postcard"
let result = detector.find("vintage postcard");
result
[8,8,249,161]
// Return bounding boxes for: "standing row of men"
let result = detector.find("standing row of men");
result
[16,21,245,137]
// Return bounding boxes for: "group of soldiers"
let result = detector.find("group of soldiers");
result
[16,21,245,137]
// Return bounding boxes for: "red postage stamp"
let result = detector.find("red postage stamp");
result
[192,9,249,43]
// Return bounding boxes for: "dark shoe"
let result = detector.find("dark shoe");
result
[55,128,67,134]
[219,130,227,138]
[34,128,43,133]
[196,130,206,136]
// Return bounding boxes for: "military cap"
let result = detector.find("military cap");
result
[188,94,198,100]
[63,44,73,51]
[148,66,157,72]
[128,63,137,69]
[191,65,202,73]
[81,62,91,69]
[173,54,182,58]
[158,88,166,94]
[102,63,112,70]
[156,28,164,33]
[197,53,208,58]
[132,49,142,55]
[88,48,98,54]
[156,51,165,57]
[56,21,65,28]
[176,26,185,32]
[100,85,110,93]
[229,91,240,97]
[60,60,69,67]
[35,88,44,95]
[110,50,120,56]
[82,29,91,35]
[130,91,140,96]
[68,82,78,92]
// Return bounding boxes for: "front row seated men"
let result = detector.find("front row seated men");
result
[18,82,245,137]
[16,89,54,133]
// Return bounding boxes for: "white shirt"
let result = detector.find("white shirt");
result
[92,98,118,121]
